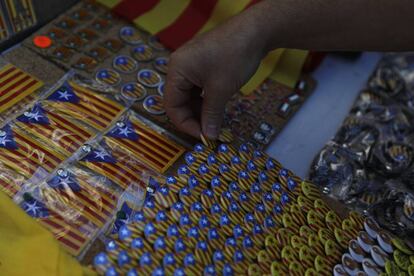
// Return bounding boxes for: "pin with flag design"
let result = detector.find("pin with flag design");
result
[16,103,95,156]
[143,95,165,115]
[121,82,147,101]
[95,68,121,86]
[119,26,143,45]
[0,63,44,113]
[131,44,153,62]
[104,116,185,173]
[0,163,26,197]
[45,80,124,130]
[112,55,138,74]
[0,123,65,178]
[137,69,162,88]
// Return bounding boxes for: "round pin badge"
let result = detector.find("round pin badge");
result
[113,55,138,74]
[153,57,169,74]
[137,69,163,88]
[143,95,165,115]
[95,68,121,86]
[119,26,143,45]
[121,82,147,101]
[132,44,154,61]
[158,82,164,96]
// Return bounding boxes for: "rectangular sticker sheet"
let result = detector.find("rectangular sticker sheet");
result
[0,63,43,113]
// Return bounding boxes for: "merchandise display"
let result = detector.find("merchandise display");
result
[91,138,414,276]
[310,54,414,237]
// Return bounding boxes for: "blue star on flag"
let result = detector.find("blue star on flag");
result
[0,125,17,150]
[47,82,80,103]
[17,104,50,125]
[107,120,139,141]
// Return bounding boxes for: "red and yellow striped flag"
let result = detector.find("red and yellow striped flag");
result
[79,143,150,190]
[103,116,185,173]
[42,168,118,228]
[0,124,66,179]
[0,63,43,113]
[45,81,124,131]
[15,103,96,157]
[20,193,96,256]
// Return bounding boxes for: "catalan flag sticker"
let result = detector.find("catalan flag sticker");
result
[79,142,150,190]
[104,115,185,173]
[45,80,124,130]
[0,163,26,198]
[112,55,138,74]
[137,69,162,88]
[19,192,96,256]
[121,82,147,101]
[95,68,121,86]
[15,103,96,157]
[143,95,165,115]
[0,123,65,179]
[43,167,119,228]
[0,63,44,114]
[119,26,143,45]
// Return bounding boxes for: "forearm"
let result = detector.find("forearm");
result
[242,0,414,53]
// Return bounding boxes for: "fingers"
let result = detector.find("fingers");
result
[165,66,202,138]
[201,85,231,139]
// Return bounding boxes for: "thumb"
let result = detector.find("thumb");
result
[201,88,230,139]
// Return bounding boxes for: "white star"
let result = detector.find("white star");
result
[0,136,12,147]
[26,111,43,121]
[94,150,110,160]
[58,91,72,100]
[24,201,41,216]
[167,176,175,183]
[118,126,133,137]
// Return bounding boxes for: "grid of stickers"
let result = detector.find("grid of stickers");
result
[0,73,185,256]
[90,141,409,276]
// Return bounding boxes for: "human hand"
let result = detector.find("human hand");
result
[164,8,269,139]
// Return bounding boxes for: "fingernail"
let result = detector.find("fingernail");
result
[205,124,218,139]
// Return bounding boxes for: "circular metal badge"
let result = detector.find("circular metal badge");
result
[148,36,165,51]
[95,68,121,86]
[153,57,168,74]
[137,69,162,88]
[157,82,164,96]
[143,95,165,115]
[121,82,147,101]
[112,55,138,74]
[119,26,143,45]
[131,44,153,61]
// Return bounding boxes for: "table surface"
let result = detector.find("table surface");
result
[266,52,383,178]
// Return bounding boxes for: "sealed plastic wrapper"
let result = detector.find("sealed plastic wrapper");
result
[77,141,162,191]
[0,162,26,198]
[0,123,66,180]
[14,101,97,157]
[15,191,99,257]
[310,54,414,237]
[42,75,125,131]
[103,112,185,173]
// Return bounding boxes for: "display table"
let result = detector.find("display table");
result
[267,52,383,178]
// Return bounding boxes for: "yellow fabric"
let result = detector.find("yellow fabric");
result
[197,0,251,34]
[98,0,121,9]
[241,48,285,94]
[133,0,191,34]
[0,192,96,276]
[270,49,309,88]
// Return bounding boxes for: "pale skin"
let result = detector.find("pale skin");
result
[164,0,414,139]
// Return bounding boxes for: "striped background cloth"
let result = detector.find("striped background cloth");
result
[97,0,309,93]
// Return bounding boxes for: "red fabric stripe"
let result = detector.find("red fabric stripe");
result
[75,87,122,115]
[48,112,91,139]
[15,133,62,165]
[29,123,79,153]
[112,0,160,23]
[0,150,37,175]
[157,0,219,49]
[134,123,180,153]
[56,236,81,251]
[0,71,23,95]
[42,219,85,243]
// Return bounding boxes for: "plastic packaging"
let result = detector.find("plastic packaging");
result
[310,53,414,237]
